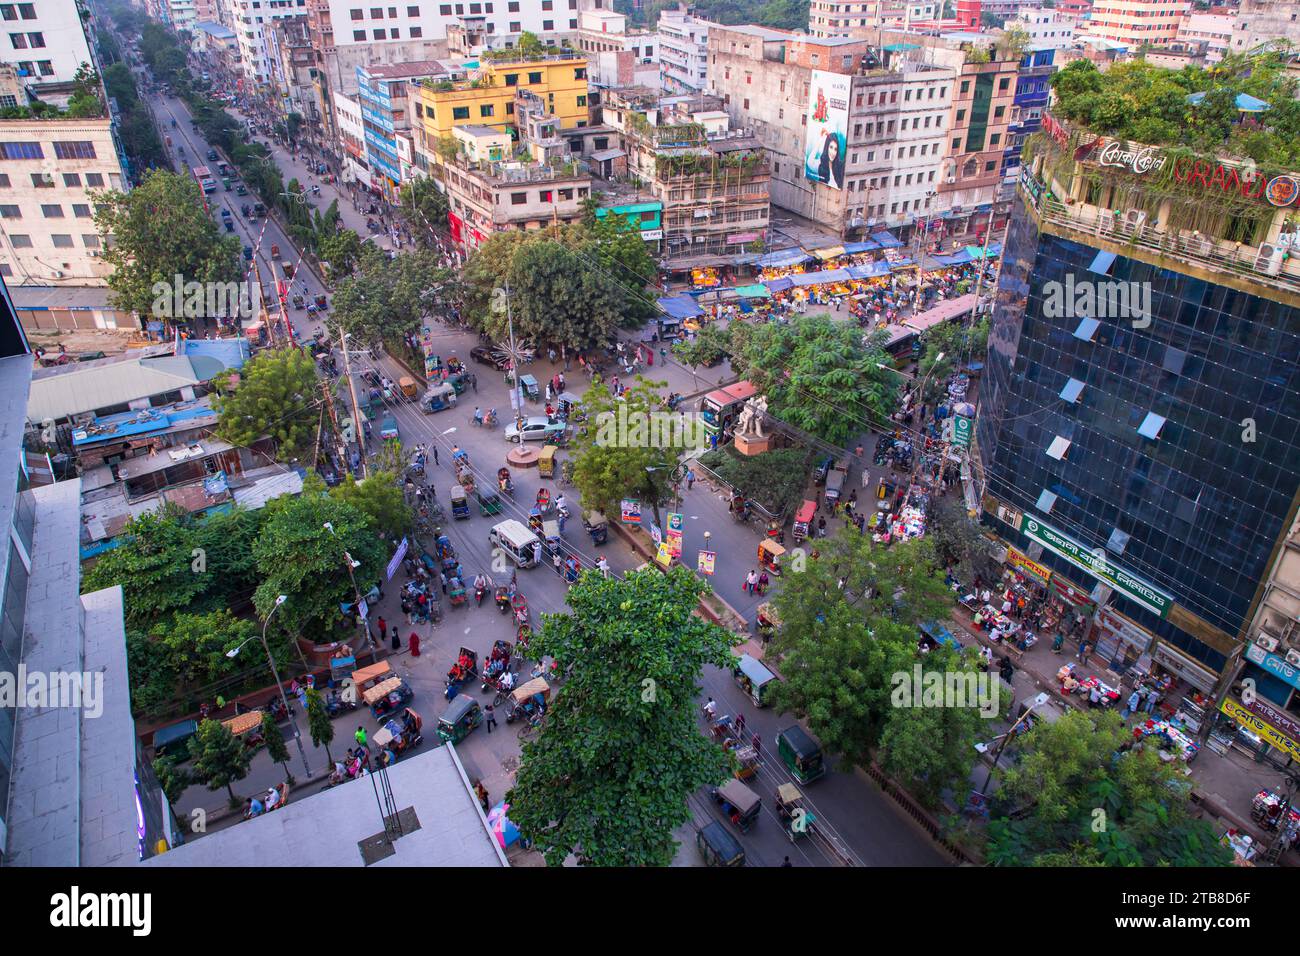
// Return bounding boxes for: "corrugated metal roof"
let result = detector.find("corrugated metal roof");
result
[28,356,204,423]
[232,470,304,510]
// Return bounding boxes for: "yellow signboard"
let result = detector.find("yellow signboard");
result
[1220,697,1300,763]
[1007,547,1052,584]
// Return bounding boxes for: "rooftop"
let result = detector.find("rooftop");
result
[144,744,507,868]
[364,59,464,80]
[71,398,219,448]
[194,20,236,39]
[28,348,214,424]
[713,25,793,42]
[8,285,116,311]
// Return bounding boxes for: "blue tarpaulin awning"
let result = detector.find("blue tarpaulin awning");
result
[847,261,891,279]
[888,257,915,269]
[656,294,705,319]
[765,277,795,292]
[791,268,851,287]
[842,240,881,254]
[755,248,810,268]
[734,284,771,299]
[871,231,903,249]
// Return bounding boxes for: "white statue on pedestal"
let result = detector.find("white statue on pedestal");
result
[736,396,769,440]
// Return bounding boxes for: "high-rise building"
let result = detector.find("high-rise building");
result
[977,109,1300,694]
[656,7,710,94]
[229,0,308,88]
[1084,0,1192,49]
[0,0,95,102]
[1229,0,1300,55]
[357,59,463,197]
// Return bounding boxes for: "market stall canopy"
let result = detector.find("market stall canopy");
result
[887,256,915,269]
[842,240,881,254]
[883,42,920,51]
[791,268,851,287]
[764,276,795,292]
[1186,91,1270,112]
[812,245,846,260]
[871,231,904,249]
[657,294,705,319]
[848,260,891,279]
[755,248,810,268]
[966,242,1002,259]
[904,294,978,333]
[931,251,972,266]
[735,284,771,299]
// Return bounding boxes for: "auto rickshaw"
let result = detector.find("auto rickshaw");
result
[444,646,477,697]
[777,725,826,785]
[436,694,482,743]
[697,821,746,866]
[398,376,418,402]
[447,576,467,608]
[724,736,760,781]
[505,676,550,723]
[528,507,544,535]
[538,444,558,478]
[755,602,781,642]
[775,783,817,842]
[450,485,470,519]
[477,489,502,517]
[519,373,540,402]
[757,538,785,576]
[733,654,778,707]
[712,778,761,833]
[424,382,457,413]
[271,243,280,258]
[281,260,295,279]
[497,467,514,496]
[583,510,608,545]
[792,499,816,543]
[374,707,423,757]
[363,673,414,720]
[535,487,551,513]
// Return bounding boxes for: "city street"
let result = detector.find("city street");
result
[146,83,949,866]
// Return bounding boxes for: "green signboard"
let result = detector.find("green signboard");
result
[1020,515,1173,619]
[953,415,972,448]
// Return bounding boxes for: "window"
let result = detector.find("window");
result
[439,2,451,10]
[452,106,470,119]
[990,133,1000,146]
[510,192,526,204]
[350,7,363,18]
[480,104,494,117]
[408,4,418,13]
[1045,436,1071,461]
[353,29,365,39]
[390,27,400,37]
[505,73,518,86]
[373,28,386,38]
[743,98,749,110]
[0,174,8,187]
[993,105,1005,119]
[575,67,586,80]
[85,172,103,187]
[61,173,81,187]
[72,203,90,217]
[14,2,30,17]
[1137,412,1167,440]
[508,0,517,8]
[389,5,397,14]
[0,6,14,20]
[0,204,18,217]
[1060,378,1084,403]
[370,6,382,15]
[509,20,520,30]
[505,102,514,115]
[984,160,995,172]
[40,203,61,218]
[1036,489,1058,513]
[9,31,25,49]
[956,109,966,121]
[543,19,552,29]
[959,80,969,94]
[8,233,30,247]
[51,234,73,248]
[410,25,421,36]
[25,30,41,46]
[29,172,50,188]
[576,95,586,107]
[528,72,541,83]
[1073,317,1100,342]
[542,0,551,7]
[998,77,1010,92]
[36,59,49,76]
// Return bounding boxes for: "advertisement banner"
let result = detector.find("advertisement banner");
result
[804,69,849,190]
[386,537,409,581]
[697,550,716,575]
[666,512,684,557]
[1021,515,1173,618]
[953,414,973,448]
[1007,547,1051,585]
[620,499,642,524]
[1246,692,1300,741]
[656,542,675,567]
[1221,697,1300,763]
[1245,643,1300,691]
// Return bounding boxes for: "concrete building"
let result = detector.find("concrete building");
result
[333,89,371,184]
[9,285,134,333]
[656,7,710,94]
[810,0,945,36]
[575,8,659,89]
[1175,12,1234,62]
[267,15,321,129]
[1230,0,1300,56]
[708,26,957,240]
[0,0,95,100]
[1240,511,1300,766]
[358,59,465,197]
[1005,7,1077,49]
[229,0,310,89]
[1084,0,1191,49]
[0,118,127,287]
[978,109,1300,699]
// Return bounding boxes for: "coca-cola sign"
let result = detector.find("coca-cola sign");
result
[1095,139,1167,175]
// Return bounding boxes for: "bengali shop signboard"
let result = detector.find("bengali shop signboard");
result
[1021,515,1173,618]
[1007,547,1051,585]
[1220,697,1300,763]
[1244,642,1300,691]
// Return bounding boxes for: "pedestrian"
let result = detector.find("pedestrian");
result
[432,444,439,466]
[377,616,386,642]
[440,569,448,595]
[1121,689,1140,719]
[736,712,746,735]
[751,732,761,755]
[474,780,490,813]
[355,726,368,749]
[1079,641,1092,665]
[686,468,695,490]
[1076,640,1089,663]
[553,550,563,575]
[597,555,610,578]
[817,516,827,538]
[391,629,401,651]
[781,856,793,867]
[1144,689,1160,714]
[532,541,543,567]
[485,704,498,732]
[558,372,565,392]
[703,697,717,719]
[409,632,420,656]
[745,569,758,593]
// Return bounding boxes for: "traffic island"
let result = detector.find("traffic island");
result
[506,446,540,468]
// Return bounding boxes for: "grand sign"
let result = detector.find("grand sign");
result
[1021,515,1174,618]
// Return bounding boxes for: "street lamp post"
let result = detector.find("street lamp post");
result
[974,692,1048,803]
[324,521,374,647]
[227,594,313,779]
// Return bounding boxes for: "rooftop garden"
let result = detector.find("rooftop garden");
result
[1049,52,1300,169]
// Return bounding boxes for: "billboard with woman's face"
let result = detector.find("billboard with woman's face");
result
[804,69,849,191]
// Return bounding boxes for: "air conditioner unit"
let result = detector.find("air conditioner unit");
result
[945,176,955,184]
[87,249,99,257]
[51,269,64,278]
[1255,242,1284,276]
[1287,648,1300,668]
[1124,209,1147,234]
[1256,633,1279,652]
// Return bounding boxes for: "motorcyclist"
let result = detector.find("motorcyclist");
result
[485,408,498,426]
[499,670,515,692]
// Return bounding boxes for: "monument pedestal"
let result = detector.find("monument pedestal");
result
[734,433,771,456]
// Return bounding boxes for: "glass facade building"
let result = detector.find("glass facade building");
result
[978,206,1300,674]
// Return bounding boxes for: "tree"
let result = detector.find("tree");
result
[150,610,259,691]
[729,313,896,446]
[212,347,320,462]
[330,470,411,538]
[517,30,546,57]
[398,175,450,244]
[187,719,252,805]
[507,567,737,866]
[152,755,195,807]
[252,490,387,641]
[260,710,294,784]
[672,323,730,369]
[81,506,206,626]
[318,227,363,278]
[330,247,453,348]
[569,378,686,528]
[94,169,242,321]
[926,496,999,586]
[306,687,335,765]
[504,240,626,353]
[67,63,106,118]
[987,709,1233,866]
[697,446,809,516]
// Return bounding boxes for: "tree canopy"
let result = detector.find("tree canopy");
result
[213,347,321,462]
[330,246,453,348]
[507,567,737,866]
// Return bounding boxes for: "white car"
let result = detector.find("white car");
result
[505,416,566,443]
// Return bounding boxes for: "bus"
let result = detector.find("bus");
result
[191,165,217,194]
[700,380,758,439]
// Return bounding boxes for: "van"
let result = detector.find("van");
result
[488,519,541,568]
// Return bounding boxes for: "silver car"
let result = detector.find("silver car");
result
[505,416,566,443]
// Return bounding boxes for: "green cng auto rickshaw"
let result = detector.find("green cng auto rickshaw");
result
[697,821,746,866]
[777,725,825,785]
[436,694,482,744]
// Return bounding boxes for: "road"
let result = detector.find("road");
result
[144,78,949,867]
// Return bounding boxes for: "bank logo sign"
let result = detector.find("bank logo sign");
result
[1021,515,1173,618]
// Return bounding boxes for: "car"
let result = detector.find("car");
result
[813,456,833,485]
[206,148,218,161]
[235,183,247,195]
[243,245,253,261]
[505,416,566,443]
[470,345,510,371]
[379,415,400,441]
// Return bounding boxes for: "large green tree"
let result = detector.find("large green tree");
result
[398,175,450,244]
[93,169,242,321]
[82,506,206,626]
[187,719,252,805]
[212,347,320,462]
[330,247,453,348]
[729,313,896,446]
[329,470,411,538]
[987,709,1233,866]
[507,567,737,866]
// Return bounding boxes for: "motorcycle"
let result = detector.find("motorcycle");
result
[474,582,486,607]
[483,409,498,428]
[325,690,357,717]
[495,586,511,614]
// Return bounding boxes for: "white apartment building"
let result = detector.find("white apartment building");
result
[1084,0,1191,49]
[1005,8,1076,49]
[168,0,200,34]
[232,0,310,87]
[332,89,370,183]
[0,118,126,286]
[1176,12,1233,62]
[657,7,709,94]
[576,8,657,87]
[808,0,943,37]
[0,0,94,98]
[326,0,575,50]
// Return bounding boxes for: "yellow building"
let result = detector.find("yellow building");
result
[412,54,591,145]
